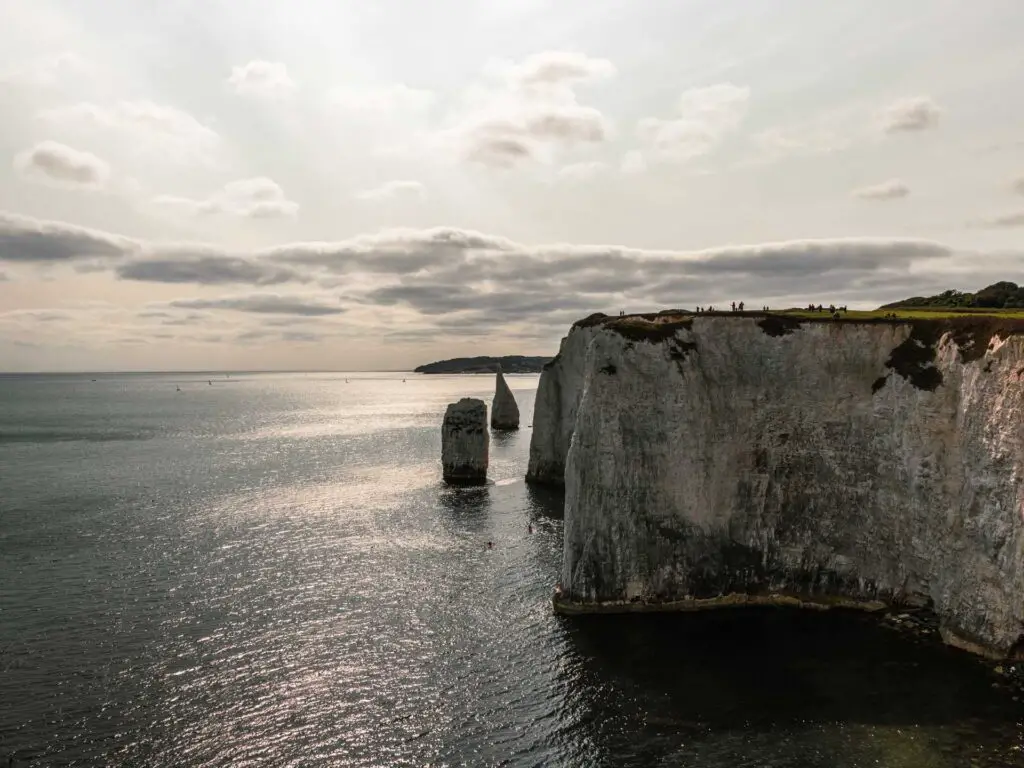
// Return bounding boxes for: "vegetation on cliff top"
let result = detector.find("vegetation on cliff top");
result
[414,355,551,374]
[880,281,1024,310]
[572,307,1024,394]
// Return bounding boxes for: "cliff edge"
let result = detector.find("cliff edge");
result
[530,312,1024,659]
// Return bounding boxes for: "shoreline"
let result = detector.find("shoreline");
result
[552,589,889,616]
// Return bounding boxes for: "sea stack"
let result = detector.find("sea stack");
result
[490,366,520,430]
[442,398,489,485]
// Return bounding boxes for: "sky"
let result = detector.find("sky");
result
[1,0,1024,372]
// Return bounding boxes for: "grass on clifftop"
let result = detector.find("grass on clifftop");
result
[580,307,1024,392]
[598,307,1024,350]
[774,307,1024,320]
[600,307,1024,325]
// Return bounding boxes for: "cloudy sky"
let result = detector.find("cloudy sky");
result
[2,0,1023,371]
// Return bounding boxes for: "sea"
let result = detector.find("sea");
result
[1,371,1022,767]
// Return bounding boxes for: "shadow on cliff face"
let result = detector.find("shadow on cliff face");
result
[557,608,1022,762]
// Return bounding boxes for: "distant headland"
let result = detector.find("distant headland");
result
[414,355,551,374]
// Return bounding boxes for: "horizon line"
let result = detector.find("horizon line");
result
[0,368,414,375]
[0,366,550,376]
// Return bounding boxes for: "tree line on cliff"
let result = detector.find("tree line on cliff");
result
[881,281,1024,310]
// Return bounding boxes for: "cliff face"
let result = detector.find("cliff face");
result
[526,315,608,485]
[536,313,1024,659]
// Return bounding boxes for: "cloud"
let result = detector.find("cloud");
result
[0,52,90,88]
[6,209,1000,347]
[505,51,616,88]
[448,52,614,169]
[524,105,608,142]
[472,110,607,165]
[328,84,435,114]
[153,177,299,219]
[168,295,346,316]
[637,83,749,162]
[265,227,517,275]
[460,108,610,169]
[0,309,77,325]
[749,126,850,164]
[1,210,955,288]
[13,141,110,190]
[881,97,941,133]
[232,327,329,345]
[558,161,608,182]
[1012,176,1024,196]
[117,253,304,285]
[464,131,535,168]
[620,150,647,174]
[281,330,324,343]
[977,210,1024,228]
[353,180,426,201]
[365,283,603,317]
[39,101,221,163]
[226,60,294,96]
[852,179,910,200]
[0,212,134,263]
[144,311,211,327]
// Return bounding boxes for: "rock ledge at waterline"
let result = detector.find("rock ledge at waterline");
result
[528,311,1024,659]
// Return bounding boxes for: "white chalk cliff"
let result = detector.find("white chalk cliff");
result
[491,367,520,430]
[442,397,489,484]
[529,312,1024,659]
[527,314,607,485]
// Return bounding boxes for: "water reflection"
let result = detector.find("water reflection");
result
[559,608,1023,766]
[525,483,564,521]
[490,430,519,448]
[436,484,492,536]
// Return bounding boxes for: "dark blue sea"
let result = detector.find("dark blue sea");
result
[1,372,1022,766]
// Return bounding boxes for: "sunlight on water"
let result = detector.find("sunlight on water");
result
[1,371,1021,766]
